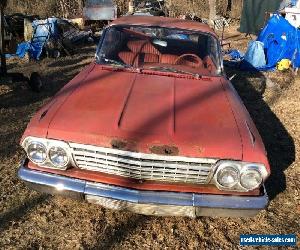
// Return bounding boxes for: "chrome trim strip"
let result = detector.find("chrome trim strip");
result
[18,164,268,212]
[19,164,86,193]
[69,142,218,163]
[245,121,256,147]
[193,193,267,209]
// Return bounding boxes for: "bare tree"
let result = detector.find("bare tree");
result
[209,0,216,24]
[0,0,7,74]
[59,0,68,18]
[0,0,7,10]
[57,0,83,18]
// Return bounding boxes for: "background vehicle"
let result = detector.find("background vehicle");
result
[83,0,117,31]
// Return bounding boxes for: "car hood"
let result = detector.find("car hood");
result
[45,65,242,159]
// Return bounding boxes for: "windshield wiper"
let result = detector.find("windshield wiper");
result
[147,66,201,79]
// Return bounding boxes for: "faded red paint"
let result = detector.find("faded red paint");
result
[42,65,242,159]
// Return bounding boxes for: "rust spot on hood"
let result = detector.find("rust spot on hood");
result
[150,145,179,156]
[111,139,127,150]
[111,138,138,151]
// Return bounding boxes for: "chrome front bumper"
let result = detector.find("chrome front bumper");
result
[18,164,269,218]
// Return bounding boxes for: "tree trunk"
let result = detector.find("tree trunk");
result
[0,5,7,74]
[230,0,243,18]
[209,0,216,24]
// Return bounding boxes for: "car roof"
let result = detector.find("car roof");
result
[109,16,217,37]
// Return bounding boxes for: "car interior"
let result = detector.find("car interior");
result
[98,26,220,75]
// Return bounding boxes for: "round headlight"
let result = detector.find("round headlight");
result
[27,142,47,164]
[217,166,239,188]
[240,169,262,190]
[49,146,69,167]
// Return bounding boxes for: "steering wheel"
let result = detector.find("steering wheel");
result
[175,54,203,67]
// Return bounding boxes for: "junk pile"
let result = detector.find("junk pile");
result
[128,0,166,16]
[15,17,93,60]
[228,14,300,72]
[178,13,208,24]
[2,14,38,55]
[83,0,117,31]
[0,10,44,92]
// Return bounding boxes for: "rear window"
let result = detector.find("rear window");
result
[85,0,114,6]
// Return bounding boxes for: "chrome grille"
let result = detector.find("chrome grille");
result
[70,143,217,184]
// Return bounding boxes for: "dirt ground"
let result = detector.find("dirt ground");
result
[0,26,299,249]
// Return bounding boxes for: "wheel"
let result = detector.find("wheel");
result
[52,49,61,59]
[28,72,43,92]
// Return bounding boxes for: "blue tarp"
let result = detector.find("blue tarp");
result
[16,42,31,58]
[243,41,266,68]
[15,18,59,60]
[242,14,300,70]
[30,18,59,60]
[228,49,244,61]
[258,14,299,69]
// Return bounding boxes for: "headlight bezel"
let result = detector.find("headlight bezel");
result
[213,160,268,192]
[22,136,73,170]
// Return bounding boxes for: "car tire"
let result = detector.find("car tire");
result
[52,49,61,59]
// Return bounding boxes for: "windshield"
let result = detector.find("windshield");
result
[96,25,222,76]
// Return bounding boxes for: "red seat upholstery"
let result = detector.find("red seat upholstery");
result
[143,53,159,63]
[160,54,178,64]
[119,52,159,66]
[127,40,160,55]
[141,43,160,55]
[124,40,161,66]
[118,51,138,66]
[127,40,146,53]
[119,40,205,68]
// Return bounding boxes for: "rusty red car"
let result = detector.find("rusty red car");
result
[18,16,270,217]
